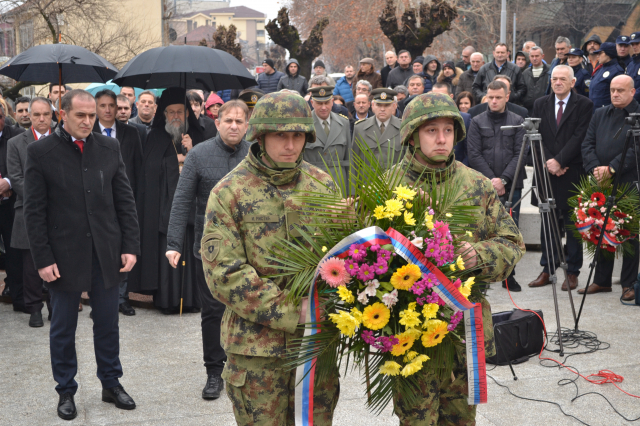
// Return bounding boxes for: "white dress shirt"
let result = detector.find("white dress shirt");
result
[555,92,571,117]
[99,121,116,138]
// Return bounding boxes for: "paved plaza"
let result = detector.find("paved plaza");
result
[1,250,639,426]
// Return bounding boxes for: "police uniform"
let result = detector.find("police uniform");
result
[617,35,632,69]
[589,42,625,112]
[626,31,640,103]
[201,92,339,425]
[567,48,590,97]
[352,88,404,170]
[305,85,351,192]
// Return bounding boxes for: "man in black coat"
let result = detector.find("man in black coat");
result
[116,94,148,145]
[93,89,143,316]
[580,75,640,301]
[472,43,527,106]
[528,65,593,292]
[23,90,140,420]
[0,102,25,310]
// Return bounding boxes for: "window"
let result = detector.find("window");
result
[193,21,198,29]
[206,20,210,26]
[187,20,193,32]
[19,20,33,52]
[257,30,265,37]
[21,86,35,98]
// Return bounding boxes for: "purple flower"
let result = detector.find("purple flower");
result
[362,330,376,345]
[357,263,376,281]
[370,244,380,252]
[411,278,429,295]
[377,249,392,262]
[348,244,367,261]
[425,240,440,259]
[375,335,400,352]
[373,260,389,275]
[416,297,426,306]
[453,279,462,289]
[344,259,360,277]
[448,311,464,331]
[424,273,438,289]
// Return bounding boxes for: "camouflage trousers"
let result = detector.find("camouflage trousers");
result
[222,353,340,426]
[393,350,476,426]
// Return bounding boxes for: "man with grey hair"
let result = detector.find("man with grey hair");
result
[523,41,536,53]
[459,52,484,97]
[522,46,550,115]
[393,85,408,102]
[456,45,476,71]
[546,36,572,94]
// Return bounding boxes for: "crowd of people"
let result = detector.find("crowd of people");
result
[0,31,639,424]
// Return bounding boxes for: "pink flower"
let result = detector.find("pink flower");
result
[373,260,389,275]
[362,330,376,345]
[319,257,351,288]
[370,244,380,252]
[348,244,367,261]
[453,279,462,289]
[344,259,360,277]
[425,240,440,259]
[357,263,376,281]
[424,273,438,289]
[377,249,392,262]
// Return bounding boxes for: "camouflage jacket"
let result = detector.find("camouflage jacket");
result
[201,143,335,358]
[389,151,526,357]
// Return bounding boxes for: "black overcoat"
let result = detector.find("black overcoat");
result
[92,120,143,194]
[23,126,140,292]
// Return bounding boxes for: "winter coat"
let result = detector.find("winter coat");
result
[582,34,602,75]
[573,65,590,98]
[421,55,441,93]
[521,63,550,115]
[458,69,478,100]
[467,109,526,190]
[277,59,308,96]
[333,76,355,103]
[436,67,463,97]
[381,63,397,87]
[256,70,285,94]
[626,54,640,103]
[589,60,625,112]
[386,65,415,89]
[352,69,382,98]
[472,61,527,106]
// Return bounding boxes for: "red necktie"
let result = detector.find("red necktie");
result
[74,139,84,153]
[556,101,564,127]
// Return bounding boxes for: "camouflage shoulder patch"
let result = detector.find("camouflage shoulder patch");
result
[201,231,224,262]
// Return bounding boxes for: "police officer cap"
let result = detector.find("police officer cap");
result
[616,35,631,45]
[371,88,397,104]
[630,32,640,43]
[566,48,584,57]
[593,42,618,58]
[239,88,265,108]
[308,85,334,101]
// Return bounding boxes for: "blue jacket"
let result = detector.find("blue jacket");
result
[572,66,590,98]
[256,70,285,94]
[621,55,632,70]
[626,55,640,103]
[453,111,471,165]
[589,60,625,112]
[333,76,354,103]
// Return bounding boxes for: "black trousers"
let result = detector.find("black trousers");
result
[49,252,122,395]
[0,202,23,308]
[539,209,584,276]
[22,249,48,313]
[195,257,227,376]
[594,237,639,289]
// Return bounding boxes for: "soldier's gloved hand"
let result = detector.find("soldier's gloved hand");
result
[456,241,478,269]
[166,250,182,268]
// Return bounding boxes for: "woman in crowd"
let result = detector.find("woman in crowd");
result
[455,91,475,113]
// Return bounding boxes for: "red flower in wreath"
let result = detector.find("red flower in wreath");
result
[614,211,628,219]
[588,208,603,220]
[577,209,588,221]
[591,192,606,206]
[606,246,616,253]
[620,229,631,237]
[605,218,617,231]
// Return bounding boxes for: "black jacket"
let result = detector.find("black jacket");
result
[468,102,528,120]
[92,120,143,194]
[472,61,527,106]
[381,63,397,87]
[23,126,140,292]
[467,109,526,189]
[522,64,550,115]
[532,92,593,209]
[127,120,148,150]
[458,68,478,100]
[582,99,640,184]
[0,124,25,184]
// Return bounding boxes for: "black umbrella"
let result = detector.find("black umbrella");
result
[0,43,118,88]
[112,45,255,91]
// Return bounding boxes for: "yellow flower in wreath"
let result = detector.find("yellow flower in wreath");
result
[390,264,422,290]
[399,308,421,328]
[379,361,402,376]
[362,302,391,330]
[421,319,449,347]
[391,331,416,356]
[393,184,417,201]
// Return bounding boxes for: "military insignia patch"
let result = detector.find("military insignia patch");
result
[251,94,258,102]
[381,92,387,100]
[585,79,591,87]
[201,231,223,262]
[603,71,610,78]
[319,88,326,96]
[633,34,637,40]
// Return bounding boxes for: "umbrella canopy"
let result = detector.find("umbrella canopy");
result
[112,45,255,91]
[0,43,118,84]
[84,81,154,98]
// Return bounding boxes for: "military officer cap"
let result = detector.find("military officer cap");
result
[371,88,397,104]
[238,88,265,108]
[566,48,584,57]
[593,42,618,58]
[308,86,334,101]
[630,32,640,43]
[616,35,631,45]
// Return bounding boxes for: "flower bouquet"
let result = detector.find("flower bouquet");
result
[267,141,489,415]
[569,175,639,257]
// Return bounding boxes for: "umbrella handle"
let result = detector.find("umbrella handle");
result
[54,64,62,123]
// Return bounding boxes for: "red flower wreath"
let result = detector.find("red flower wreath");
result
[588,207,603,220]
[591,192,606,206]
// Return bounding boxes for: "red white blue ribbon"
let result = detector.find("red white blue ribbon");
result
[465,303,488,404]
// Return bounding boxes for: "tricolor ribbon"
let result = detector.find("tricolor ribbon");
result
[294,226,487,426]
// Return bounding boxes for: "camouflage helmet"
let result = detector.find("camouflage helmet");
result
[399,92,466,146]
[246,91,316,143]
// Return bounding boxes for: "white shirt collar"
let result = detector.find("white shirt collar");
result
[33,128,50,139]
[99,121,116,137]
[555,91,571,105]
[375,117,391,129]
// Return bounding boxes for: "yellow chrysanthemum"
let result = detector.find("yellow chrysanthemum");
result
[465,276,476,288]
[421,320,449,348]
[467,231,473,237]
[424,214,435,230]
[390,264,422,290]
[422,303,439,321]
[404,211,416,226]
[404,351,419,362]
[405,202,413,209]
[393,185,417,201]
[401,360,424,377]
[373,206,387,220]
[405,327,422,339]
[456,255,466,271]
[391,331,416,356]
[408,302,417,311]
[385,199,404,216]
[459,285,471,298]
[328,311,359,337]
[350,307,363,325]
[362,302,391,330]
[379,361,401,376]
[337,286,355,304]
[449,264,456,271]
[399,308,422,329]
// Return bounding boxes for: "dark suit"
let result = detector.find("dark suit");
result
[23,126,140,395]
[532,91,593,276]
[126,120,148,151]
[92,120,143,194]
[0,124,25,310]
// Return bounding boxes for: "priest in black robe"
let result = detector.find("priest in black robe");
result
[129,87,216,313]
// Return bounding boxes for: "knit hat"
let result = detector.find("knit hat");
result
[263,58,275,69]
[313,60,325,69]
[442,61,455,70]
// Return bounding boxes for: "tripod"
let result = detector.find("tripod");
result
[501,118,577,357]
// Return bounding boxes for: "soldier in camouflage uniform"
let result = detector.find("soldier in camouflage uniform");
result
[200,92,340,425]
[388,92,525,425]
